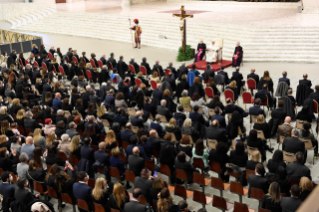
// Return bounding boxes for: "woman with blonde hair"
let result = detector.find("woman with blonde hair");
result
[151,71,160,83]
[165,118,181,141]
[253,114,271,139]
[91,177,111,211]
[105,130,117,150]
[226,80,239,101]
[33,128,46,150]
[299,177,313,201]
[1,120,13,137]
[258,70,274,93]
[15,109,26,127]
[150,177,165,201]
[157,188,174,212]
[46,131,59,148]
[69,135,81,160]
[261,182,281,211]
[11,98,21,115]
[109,182,129,211]
[0,135,8,149]
[246,151,261,170]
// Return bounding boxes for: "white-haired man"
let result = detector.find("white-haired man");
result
[206,40,220,64]
[100,54,107,65]
[157,99,172,121]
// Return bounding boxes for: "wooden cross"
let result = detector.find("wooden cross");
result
[173,6,194,53]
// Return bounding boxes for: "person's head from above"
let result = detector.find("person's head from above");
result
[157,83,162,89]
[159,187,171,200]
[291,129,299,138]
[132,188,142,200]
[212,119,219,128]
[191,64,196,70]
[268,182,281,203]
[216,142,229,155]
[132,146,140,156]
[180,134,190,145]
[236,42,240,47]
[315,85,319,93]
[251,68,255,73]
[229,80,237,89]
[110,52,114,58]
[119,56,123,61]
[278,100,284,108]
[295,151,304,163]
[284,116,291,124]
[61,134,70,143]
[299,176,312,192]
[155,114,162,122]
[212,40,215,45]
[19,152,28,163]
[125,122,131,130]
[17,177,29,189]
[178,200,189,212]
[272,150,283,162]
[254,98,261,106]
[290,184,301,198]
[142,57,147,63]
[168,62,173,67]
[26,64,31,69]
[282,71,287,77]
[263,70,270,80]
[235,66,239,72]
[77,171,89,182]
[83,136,92,146]
[177,151,187,163]
[214,106,221,115]
[26,136,33,145]
[140,168,150,179]
[303,122,311,132]
[168,71,173,78]
[226,98,233,105]
[149,129,157,138]
[194,77,201,85]
[199,39,203,44]
[152,177,164,189]
[57,109,65,117]
[168,118,176,128]
[183,118,192,128]
[235,140,245,154]
[248,129,258,140]
[130,135,139,145]
[160,99,167,107]
[251,151,261,163]
[155,60,160,64]
[262,83,268,91]
[109,89,114,96]
[177,105,184,113]
[287,89,292,95]
[1,171,12,183]
[255,163,265,177]
[303,73,308,79]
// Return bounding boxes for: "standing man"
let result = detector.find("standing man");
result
[130,19,142,49]
[232,42,243,67]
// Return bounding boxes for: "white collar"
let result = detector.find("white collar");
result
[79,181,86,184]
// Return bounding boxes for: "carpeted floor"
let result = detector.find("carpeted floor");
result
[187,60,233,71]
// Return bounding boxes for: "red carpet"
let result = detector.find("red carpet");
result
[187,60,232,71]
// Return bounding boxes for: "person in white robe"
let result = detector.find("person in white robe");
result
[206,41,220,63]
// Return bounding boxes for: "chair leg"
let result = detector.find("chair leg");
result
[239,195,242,203]
[72,205,76,212]
[220,190,223,197]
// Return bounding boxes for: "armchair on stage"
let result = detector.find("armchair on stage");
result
[214,38,223,63]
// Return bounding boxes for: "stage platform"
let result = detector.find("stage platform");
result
[187,60,233,71]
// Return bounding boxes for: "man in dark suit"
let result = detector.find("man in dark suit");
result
[121,123,135,142]
[104,89,115,109]
[116,56,128,78]
[126,135,149,159]
[152,84,163,106]
[148,130,162,151]
[166,62,177,78]
[308,85,319,103]
[204,64,215,79]
[66,48,73,62]
[278,71,290,86]
[94,142,110,167]
[100,54,107,65]
[9,50,17,65]
[177,62,188,80]
[286,151,311,180]
[255,84,276,109]
[189,105,208,126]
[249,98,266,117]
[129,58,140,74]
[223,98,247,118]
[141,57,151,75]
[133,168,153,203]
[152,60,164,76]
[49,46,55,55]
[24,111,42,131]
[247,163,269,198]
[42,78,52,105]
[73,171,93,212]
[271,100,286,123]
[206,120,228,144]
[124,188,147,212]
[108,53,117,68]
[280,185,302,212]
[150,115,166,138]
[143,97,157,118]
[128,147,145,177]
[163,72,176,91]
[88,90,100,105]
[299,73,312,88]
[131,111,145,129]
[231,66,244,88]
[211,107,226,129]
[157,99,172,121]
[218,66,229,84]
[174,106,187,126]
[0,171,15,209]
[4,84,15,99]
[114,108,128,127]
[81,136,95,162]
[52,93,62,110]
[247,68,259,85]
[283,129,305,155]
[14,178,40,206]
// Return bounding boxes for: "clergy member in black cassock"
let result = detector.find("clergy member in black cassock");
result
[129,58,140,74]
[232,42,243,67]
[117,56,128,78]
[194,40,206,63]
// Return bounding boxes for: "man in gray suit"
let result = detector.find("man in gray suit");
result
[281,185,302,212]
[66,122,80,139]
[157,99,172,121]
[134,168,153,203]
[128,147,144,177]
[124,188,147,212]
[4,83,15,99]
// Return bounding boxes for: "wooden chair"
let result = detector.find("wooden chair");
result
[0,168,3,177]
[192,158,205,174]
[165,132,177,142]
[233,201,255,212]
[88,178,95,189]
[193,190,213,208]
[125,170,136,185]
[145,160,155,172]
[175,169,189,189]
[250,115,258,129]
[207,138,218,150]
[69,154,79,166]
[283,151,295,163]
[210,161,222,175]
[33,181,48,200]
[256,130,271,147]
[250,187,265,207]
[258,208,271,212]
[160,164,171,184]
[110,167,122,182]
[91,145,98,152]
[160,115,168,123]
[111,209,121,212]
[212,195,234,212]
[10,172,17,183]
[18,125,25,136]
[300,138,315,164]
[245,169,255,180]
[139,195,148,205]
[122,141,130,150]
[127,108,136,117]
[58,151,67,162]
[46,164,52,173]
[227,169,241,179]
[278,134,286,149]
[77,199,90,211]
[174,184,193,200]
[47,186,62,211]
[61,193,76,212]
[230,181,248,203]
[280,193,287,197]
[182,134,194,144]
[211,176,230,197]
[193,172,211,192]
[183,105,192,112]
[94,202,106,212]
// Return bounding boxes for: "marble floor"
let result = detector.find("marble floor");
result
[52,0,319,27]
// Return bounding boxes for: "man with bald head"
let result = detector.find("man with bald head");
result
[299,73,312,88]
[148,129,161,151]
[247,68,259,86]
[279,71,290,86]
[150,115,166,138]
[100,54,107,65]
[157,99,172,121]
[131,111,145,129]
[206,120,228,144]
[128,146,144,177]
[21,136,35,160]
[152,60,164,76]
[278,116,293,139]
[53,92,62,110]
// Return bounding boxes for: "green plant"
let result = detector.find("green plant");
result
[177,45,193,62]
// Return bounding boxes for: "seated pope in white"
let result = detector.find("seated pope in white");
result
[206,41,220,63]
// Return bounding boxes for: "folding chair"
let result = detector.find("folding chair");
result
[212,195,233,212]
[193,172,211,192]
[250,187,264,208]
[61,193,76,212]
[211,176,230,197]
[58,151,67,162]
[110,167,122,182]
[230,181,248,203]
[300,138,315,164]
[233,201,255,212]
[94,203,106,212]
[193,190,213,209]
[77,199,90,212]
[160,164,172,184]
[47,186,62,212]
[69,154,79,166]
[176,169,188,189]
[174,184,193,200]
[33,181,48,200]
[245,169,255,180]
[242,92,252,110]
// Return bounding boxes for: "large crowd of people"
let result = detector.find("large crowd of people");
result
[0,44,317,212]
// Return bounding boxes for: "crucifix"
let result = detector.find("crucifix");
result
[173,6,194,53]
